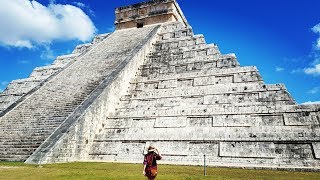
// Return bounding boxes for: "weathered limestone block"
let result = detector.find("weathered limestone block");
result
[177,78,193,87]
[4,79,42,95]
[275,144,314,159]
[233,71,262,83]
[52,53,80,66]
[186,62,202,71]
[158,79,177,89]
[203,93,260,105]
[152,141,189,156]
[216,57,239,68]
[193,76,216,86]
[104,118,132,129]
[188,117,212,127]
[131,118,156,128]
[157,97,181,107]
[72,43,92,54]
[0,95,21,104]
[92,33,110,44]
[313,143,320,159]
[258,115,284,126]
[211,115,256,127]
[188,142,219,156]
[154,116,187,128]
[30,65,63,78]
[117,142,145,161]
[219,142,276,158]
[161,22,187,33]
[259,90,294,102]
[284,112,320,126]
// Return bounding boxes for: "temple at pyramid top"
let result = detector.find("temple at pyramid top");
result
[115,0,188,29]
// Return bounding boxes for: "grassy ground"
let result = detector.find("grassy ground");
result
[0,162,319,180]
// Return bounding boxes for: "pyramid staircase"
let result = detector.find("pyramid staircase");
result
[0,25,159,161]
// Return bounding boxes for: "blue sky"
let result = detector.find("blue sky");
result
[0,0,319,104]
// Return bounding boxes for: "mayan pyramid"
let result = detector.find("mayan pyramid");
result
[0,0,319,170]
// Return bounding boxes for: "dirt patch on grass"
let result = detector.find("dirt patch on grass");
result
[0,166,22,169]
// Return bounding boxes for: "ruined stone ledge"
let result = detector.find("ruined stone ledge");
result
[135,66,258,83]
[158,26,192,35]
[132,83,284,100]
[94,126,320,141]
[113,104,319,118]
[154,34,204,45]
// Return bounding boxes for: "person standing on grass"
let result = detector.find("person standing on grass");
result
[143,146,162,180]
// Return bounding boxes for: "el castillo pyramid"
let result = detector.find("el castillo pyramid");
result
[0,0,319,170]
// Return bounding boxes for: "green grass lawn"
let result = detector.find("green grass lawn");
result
[0,162,319,180]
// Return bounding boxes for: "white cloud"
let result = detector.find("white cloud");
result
[312,23,320,49]
[275,67,284,72]
[308,87,320,94]
[301,101,320,105]
[304,64,320,76]
[40,45,55,60]
[72,1,95,17]
[0,0,96,48]
[73,2,86,8]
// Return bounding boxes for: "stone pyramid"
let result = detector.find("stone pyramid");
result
[0,0,319,170]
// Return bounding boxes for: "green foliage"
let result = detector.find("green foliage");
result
[0,162,319,180]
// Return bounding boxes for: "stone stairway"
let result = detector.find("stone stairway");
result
[0,33,110,116]
[0,25,158,161]
[89,22,320,169]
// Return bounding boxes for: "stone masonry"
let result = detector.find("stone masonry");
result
[1,0,319,171]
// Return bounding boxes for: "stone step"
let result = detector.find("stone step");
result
[153,35,206,51]
[119,94,294,111]
[109,111,320,127]
[115,101,295,117]
[155,34,205,44]
[29,65,62,78]
[92,33,111,44]
[72,43,92,54]
[112,103,319,118]
[52,53,80,66]
[158,27,193,40]
[143,53,236,72]
[103,115,286,128]
[147,43,219,58]
[131,83,283,100]
[135,66,259,83]
[139,57,239,77]
[160,22,189,33]
[94,126,320,142]
[133,72,263,92]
